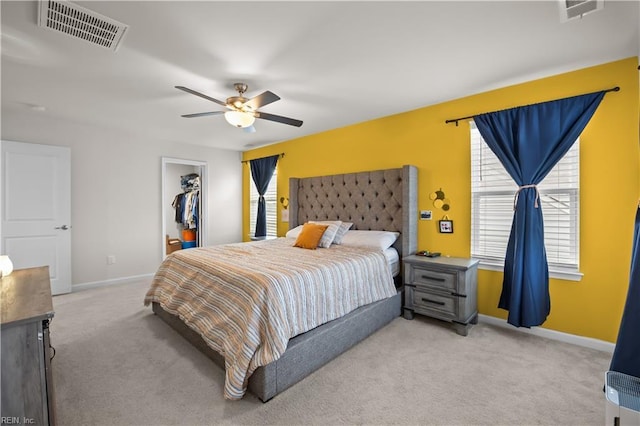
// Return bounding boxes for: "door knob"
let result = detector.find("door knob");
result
[55,225,69,230]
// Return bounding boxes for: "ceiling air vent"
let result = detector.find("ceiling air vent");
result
[559,0,604,22]
[37,0,128,51]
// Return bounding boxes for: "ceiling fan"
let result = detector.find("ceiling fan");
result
[175,83,303,131]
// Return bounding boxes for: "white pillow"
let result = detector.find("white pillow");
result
[332,222,353,245]
[340,230,400,250]
[310,220,342,248]
[285,225,304,239]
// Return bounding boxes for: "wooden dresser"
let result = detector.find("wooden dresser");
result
[1,266,56,425]
[403,255,479,336]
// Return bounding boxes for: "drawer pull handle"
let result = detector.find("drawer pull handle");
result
[421,275,445,282]
[422,298,445,306]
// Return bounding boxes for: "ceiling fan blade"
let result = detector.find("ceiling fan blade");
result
[175,86,227,107]
[243,91,280,110]
[255,111,303,127]
[181,111,225,118]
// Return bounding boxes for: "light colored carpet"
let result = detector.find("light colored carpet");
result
[51,279,611,425]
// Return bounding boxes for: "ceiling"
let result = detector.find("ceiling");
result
[1,1,638,152]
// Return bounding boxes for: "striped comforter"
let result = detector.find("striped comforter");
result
[143,237,397,400]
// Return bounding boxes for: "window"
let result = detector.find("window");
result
[470,122,581,280]
[249,167,277,237]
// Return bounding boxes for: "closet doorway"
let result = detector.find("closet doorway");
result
[161,157,208,259]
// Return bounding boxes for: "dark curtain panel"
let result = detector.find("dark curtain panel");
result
[474,90,606,327]
[250,155,279,238]
[610,206,640,378]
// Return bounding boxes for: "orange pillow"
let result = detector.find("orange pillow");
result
[293,223,329,250]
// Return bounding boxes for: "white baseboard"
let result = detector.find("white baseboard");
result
[478,314,615,354]
[73,273,154,292]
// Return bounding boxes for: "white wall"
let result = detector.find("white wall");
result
[1,112,243,288]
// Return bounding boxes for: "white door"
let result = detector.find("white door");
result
[1,141,72,295]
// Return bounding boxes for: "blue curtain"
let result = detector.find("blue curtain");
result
[609,206,640,378]
[474,90,606,327]
[250,155,279,238]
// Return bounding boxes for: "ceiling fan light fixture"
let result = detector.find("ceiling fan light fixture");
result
[176,83,302,129]
[224,110,255,128]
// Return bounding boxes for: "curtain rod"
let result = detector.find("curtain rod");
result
[445,86,620,126]
[241,152,285,164]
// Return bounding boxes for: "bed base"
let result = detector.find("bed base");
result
[152,290,401,402]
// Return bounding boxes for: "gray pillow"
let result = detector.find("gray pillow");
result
[309,220,342,248]
[332,222,353,245]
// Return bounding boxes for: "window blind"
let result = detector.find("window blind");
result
[249,167,278,237]
[470,122,579,270]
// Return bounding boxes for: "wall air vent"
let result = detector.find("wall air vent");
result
[559,0,604,22]
[37,0,128,51]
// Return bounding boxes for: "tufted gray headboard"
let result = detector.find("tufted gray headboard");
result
[289,165,417,258]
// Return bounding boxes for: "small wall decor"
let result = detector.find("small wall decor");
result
[279,197,289,209]
[280,197,290,222]
[439,215,453,233]
[430,188,451,211]
[420,210,432,220]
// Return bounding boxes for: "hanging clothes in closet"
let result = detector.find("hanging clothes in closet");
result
[172,173,200,230]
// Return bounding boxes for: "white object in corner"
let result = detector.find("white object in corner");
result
[0,255,13,277]
[605,371,640,425]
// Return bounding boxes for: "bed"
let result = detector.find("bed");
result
[145,165,417,402]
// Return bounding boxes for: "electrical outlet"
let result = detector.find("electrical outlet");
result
[107,255,116,265]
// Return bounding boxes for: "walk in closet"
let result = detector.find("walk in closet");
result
[161,157,208,259]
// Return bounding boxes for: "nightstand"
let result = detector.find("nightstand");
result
[403,255,479,336]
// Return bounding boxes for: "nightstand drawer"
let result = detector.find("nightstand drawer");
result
[410,267,456,291]
[413,289,456,316]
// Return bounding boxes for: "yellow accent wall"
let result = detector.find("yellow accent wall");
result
[243,57,639,343]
